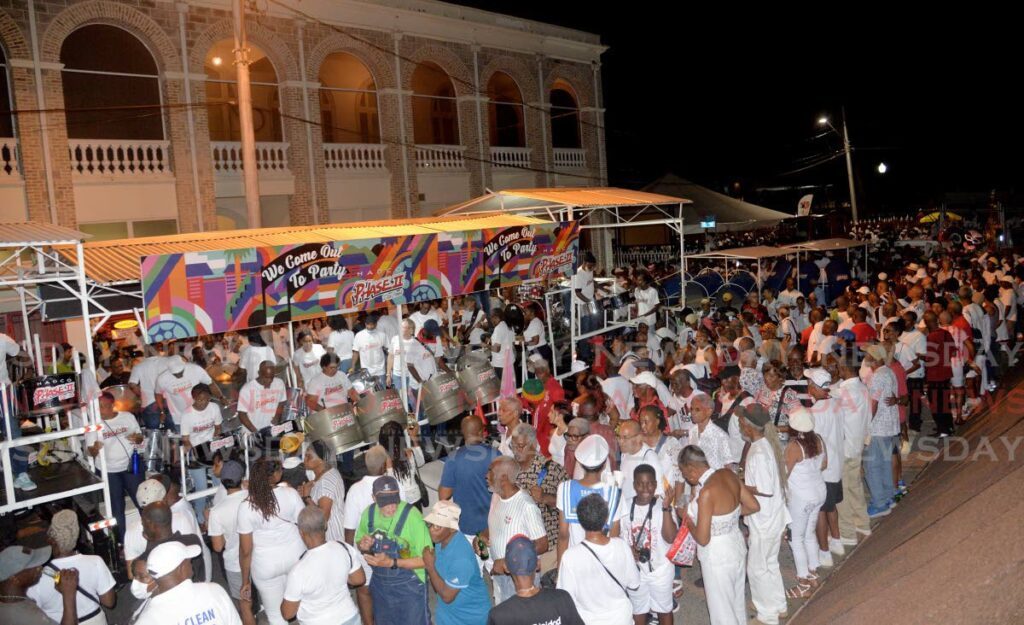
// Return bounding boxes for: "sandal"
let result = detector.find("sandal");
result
[806,571,820,587]
[672,580,684,598]
[786,581,812,599]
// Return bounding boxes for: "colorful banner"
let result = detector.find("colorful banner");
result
[142,248,264,340]
[142,221,578,339]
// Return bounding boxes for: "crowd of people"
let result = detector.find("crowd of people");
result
[2,229,1023,625]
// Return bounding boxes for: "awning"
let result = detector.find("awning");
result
[57,213,549,285]
[0,222,89,245]
[687,245,795,260]
[782,238,871,252]
[438,187,690,216]
[642,174,794,234]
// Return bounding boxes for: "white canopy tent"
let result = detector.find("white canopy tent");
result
[783,237,873,286]
[685,245,797,293]
[642,174,795,234]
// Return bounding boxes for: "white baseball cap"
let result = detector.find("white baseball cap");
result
[630,371,660,389]
[574,434,610,469]
[569,360,589,375]
[166,356,185,374]
[655,327,677,340]
[804,368,832,388]
[137,478,167,507]
[789,407,815,433]
[146,540,201,578]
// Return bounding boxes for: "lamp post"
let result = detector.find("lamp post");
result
[233,0,261,228]
[818,109,858,222]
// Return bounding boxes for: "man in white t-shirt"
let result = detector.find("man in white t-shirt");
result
[778,278,802,308]
[282,505,366,625]
[304,353,355,412]
[615,420,664,501]
[574,252,598,360]
[207,460,249,608]
[155,356,217,431]
[633,272,661,327]
[86,391,144,542]
[351,313,387,386]
[291,331,326,389]
[237,361,287,435]
[129,349,169,429]
[488,309,515,375]
[896,311,927,430]
[408,300,442,335]
[238,332,278,384]
[180,384,224,522]
[375,306,401,347]
[386,319,437,406]
[134,541,241,625]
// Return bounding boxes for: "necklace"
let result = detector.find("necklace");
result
[515,586,540,598]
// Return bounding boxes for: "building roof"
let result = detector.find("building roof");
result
[57,213,547,285]
[0,222,90,245]
[783,238,870,252]
[438,187,690,216]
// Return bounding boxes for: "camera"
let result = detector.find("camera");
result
[371,530,400,559]
[637,547,651,564]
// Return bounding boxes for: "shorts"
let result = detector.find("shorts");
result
[951,358,965,388]
[821,480,844,512]
[630,559,675,615]
[225,569,243,600]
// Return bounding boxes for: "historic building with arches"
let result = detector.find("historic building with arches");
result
[0,0,607,236]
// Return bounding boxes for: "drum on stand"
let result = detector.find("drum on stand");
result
[206,363,240,402]
[420,372,469,426]
[141,428,170,473]
[355,388,407,444]
[105,384,140,415]
[303,403,364,455]
[455,351,500,406]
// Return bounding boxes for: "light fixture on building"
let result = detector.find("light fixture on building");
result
[212,56,223,66]
[114,319,139,330]
[877,162,888,174]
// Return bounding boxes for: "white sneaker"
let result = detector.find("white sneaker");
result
[829,538,845,556]
[818,550,834,568]
[14,472,37,491]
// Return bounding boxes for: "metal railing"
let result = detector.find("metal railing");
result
[68,140,171,176]
[490,146,531,169]
[553,147,586,169]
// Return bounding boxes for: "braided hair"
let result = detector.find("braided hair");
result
[247,458,281,521]
[378,421,411,482]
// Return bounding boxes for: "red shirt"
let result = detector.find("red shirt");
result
[525,377,564,457]
[952,315,972,336]
[801,325,815,347]
[851,322,878,345]
[925,328,955,382]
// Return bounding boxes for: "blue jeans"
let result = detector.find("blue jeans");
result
[339,359,352,375]
[141,402,162,429]
[369,565,429,625]
[187,465,219,521]
[108,470,143,543]
[864,435,896,509]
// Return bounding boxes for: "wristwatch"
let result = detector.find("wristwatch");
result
[390,558,399,570]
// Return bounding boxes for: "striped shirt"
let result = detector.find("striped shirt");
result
[488,489,547,560]
[311,468,347,543]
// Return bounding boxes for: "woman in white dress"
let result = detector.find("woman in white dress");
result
[783,407,827,599]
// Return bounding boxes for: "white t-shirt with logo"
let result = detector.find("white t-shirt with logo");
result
[181,403,223,446]
[237,378,288,430]
[352,329,387,376]
[389,336,436,389]
[155,364,213,425]
[27,552,116,623]
[621,497,672,568]
[305,371,353,409]
[85,412,141,473]
[207,489,248,572]
[292,344,326,385]
[283,541,361,625]
[135,580,241,625]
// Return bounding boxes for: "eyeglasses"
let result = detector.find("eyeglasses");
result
[566,433,585,441]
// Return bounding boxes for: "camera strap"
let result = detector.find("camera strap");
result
[629,495,657,557]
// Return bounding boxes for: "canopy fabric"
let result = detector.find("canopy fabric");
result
[0,222,90,245]
[783,238,870,252]
[919,211,962,224]
[437,187,689,216]
[57,213,548,285]
[642,174,794,234]
[687,245,795,260]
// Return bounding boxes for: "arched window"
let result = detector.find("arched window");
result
[411,62,459,145]
[205,40,282,142]
[487,72,525,148]
[60,25,163,140]
[318,52,380,144]
[549,80,581,149]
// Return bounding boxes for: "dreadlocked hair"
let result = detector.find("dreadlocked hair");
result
[378,421,411,482]
[247,458,281,521]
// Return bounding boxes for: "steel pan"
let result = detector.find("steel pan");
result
[456,351,500,405]
[355,388,406,443]
[206,363,240,399]
[141,428,170,473]
[105,384,140,414]
[420,372,468,425]
[303,403,364,454]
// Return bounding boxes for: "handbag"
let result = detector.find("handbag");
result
[666,522,697,567]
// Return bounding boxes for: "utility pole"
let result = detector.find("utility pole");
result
[841,107,857,222]
[233,0,261,228]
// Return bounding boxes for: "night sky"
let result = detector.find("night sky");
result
[455,4,1020,215]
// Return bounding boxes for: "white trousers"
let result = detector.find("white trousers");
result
[253,573,288,625]
[788,494,825,579]
[698,530,747,625]
[747,524,787,624]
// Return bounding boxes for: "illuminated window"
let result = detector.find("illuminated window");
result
[205,40,282,142]
[411,62,459,145]
[318,52,380,144]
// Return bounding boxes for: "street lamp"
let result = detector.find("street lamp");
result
[817,109,858,221]
[877,162,888,174]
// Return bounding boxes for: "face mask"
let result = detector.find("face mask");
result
[130,579,152,600]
